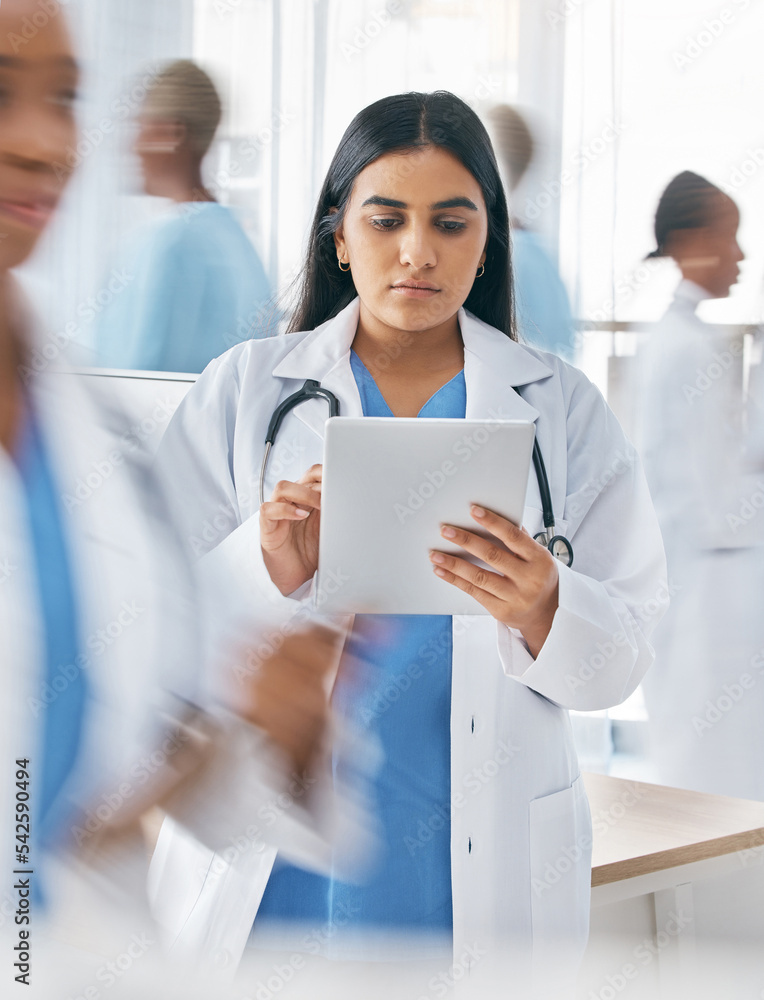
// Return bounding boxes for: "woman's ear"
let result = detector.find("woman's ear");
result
[330,207,345,258]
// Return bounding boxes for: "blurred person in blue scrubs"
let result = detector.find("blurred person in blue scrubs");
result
[96,60,276,374]
[0,6,368,994]
[486,104,577,362]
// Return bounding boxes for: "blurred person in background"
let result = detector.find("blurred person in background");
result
[485,104,577,362]
[635,171,764,799]
[0,4,368,995]
[95,59,276,374]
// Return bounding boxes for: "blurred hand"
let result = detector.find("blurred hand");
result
[260,464,322,595]
[242,623,344,775]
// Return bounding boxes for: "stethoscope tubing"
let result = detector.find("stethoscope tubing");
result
[259,379,573,565]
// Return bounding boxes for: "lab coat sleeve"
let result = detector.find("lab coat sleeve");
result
[153,352,369,868]
[156,703,373,879]
[497,371,668,711]
[155,352,312,620]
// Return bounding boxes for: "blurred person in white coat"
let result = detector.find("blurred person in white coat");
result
[635,171,764,799]
[0,4,365,995]
[155,91,667,997]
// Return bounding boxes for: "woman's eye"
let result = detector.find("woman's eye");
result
[49,88,79,110]
[370,218,401,230]
[437,220,467,233]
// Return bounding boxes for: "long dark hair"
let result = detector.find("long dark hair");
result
[287,91,515,340]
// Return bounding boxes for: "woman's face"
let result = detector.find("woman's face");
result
[333,145,489,335]
[672,197,744,299]
[0,0,79,271]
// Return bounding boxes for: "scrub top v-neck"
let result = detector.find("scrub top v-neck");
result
[252,349,466,958]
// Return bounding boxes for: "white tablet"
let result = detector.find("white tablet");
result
[316,417,535,616]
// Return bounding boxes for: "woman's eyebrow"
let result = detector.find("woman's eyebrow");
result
[0,54,80,73]
[361,196,406,208]
[360,195,479,211]
[430,197,478,211]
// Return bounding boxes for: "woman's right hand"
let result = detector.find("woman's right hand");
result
[260,464,322,595]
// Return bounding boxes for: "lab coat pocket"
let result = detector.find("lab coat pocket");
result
[528,774,592,982]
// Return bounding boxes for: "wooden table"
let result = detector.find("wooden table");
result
[580,773,764,998]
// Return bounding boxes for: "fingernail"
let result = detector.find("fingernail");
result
[295,508,310,518]
[430,551,445,564]
[441,525,456,538]
[433,567,447,578]
[471,505,486,518]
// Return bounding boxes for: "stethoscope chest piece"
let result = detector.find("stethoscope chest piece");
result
[534,531,574,568]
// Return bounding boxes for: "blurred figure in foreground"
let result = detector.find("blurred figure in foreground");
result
[486,104,577,361]
[0,5,368,996]
[635,171,764,799]
[96,60,276,374]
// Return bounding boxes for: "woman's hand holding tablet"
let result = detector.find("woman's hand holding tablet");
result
[430,504,559,658]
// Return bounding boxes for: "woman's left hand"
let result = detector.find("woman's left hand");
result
[429,505,559,659]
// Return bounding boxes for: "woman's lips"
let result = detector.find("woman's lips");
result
[391,283,440,299]
[0,198,56,231]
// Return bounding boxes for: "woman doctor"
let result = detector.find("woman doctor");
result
[155,91,667,994]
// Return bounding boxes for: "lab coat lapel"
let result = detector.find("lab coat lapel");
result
[459,307,552,422]
[271,298,364,442]
[459,308,554,520]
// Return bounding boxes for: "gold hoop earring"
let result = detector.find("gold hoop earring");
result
[476,263,485,278]
[338,258,350,272]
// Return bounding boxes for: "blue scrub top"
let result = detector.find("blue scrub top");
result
[253,351,466,954]
[96,203,277,374]
[15,410,86,898]
[512,227,576,361]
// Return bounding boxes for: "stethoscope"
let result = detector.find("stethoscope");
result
[259,379,574,567]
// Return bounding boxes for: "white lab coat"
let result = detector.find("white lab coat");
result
[152,297,667,992]
[636,280,764,799]
[0,361,355,993]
